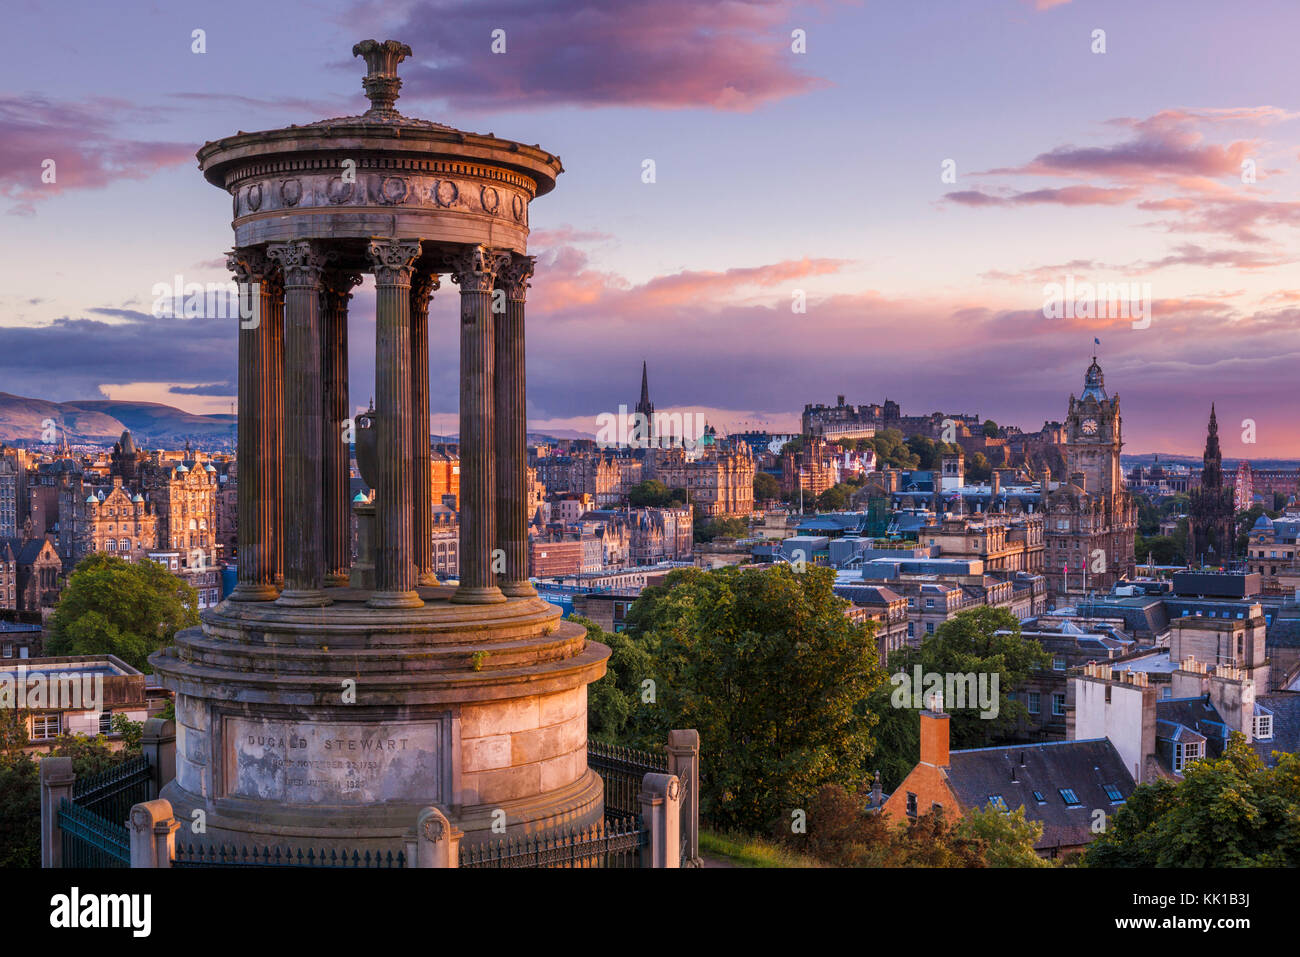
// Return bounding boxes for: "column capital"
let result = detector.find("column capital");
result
[267,240,336,287]
[448,244,511,294]
[498,255,536,302]
[368,238,422,285]
[411,271,441,312]
[320,270,363,302]
[226,247,283,296]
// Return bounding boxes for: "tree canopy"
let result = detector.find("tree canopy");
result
[608,564,887,832]
[1084,735,1300,867]
[46,553,199,672]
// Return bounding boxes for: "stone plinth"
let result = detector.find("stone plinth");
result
[150,588,608,850]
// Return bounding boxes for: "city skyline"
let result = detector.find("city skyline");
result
[3,0,1300,455]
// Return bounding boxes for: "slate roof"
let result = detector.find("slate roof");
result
[1156,697,1229,759]
[946,738,1135,851]
[1252,693,1300,768]
[834,583,903,606]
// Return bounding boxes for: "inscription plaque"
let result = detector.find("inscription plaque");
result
[224,716,446,805]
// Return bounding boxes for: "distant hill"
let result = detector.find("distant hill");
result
[0,392,591,449]
[0,392,235,448]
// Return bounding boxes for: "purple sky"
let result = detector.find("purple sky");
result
[2,0,1299,455]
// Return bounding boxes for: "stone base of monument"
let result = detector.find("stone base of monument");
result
[149,586,609,853]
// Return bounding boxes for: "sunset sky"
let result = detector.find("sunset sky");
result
[2,0,1299,455]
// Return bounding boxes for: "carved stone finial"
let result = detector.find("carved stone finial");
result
[352,39,412,116]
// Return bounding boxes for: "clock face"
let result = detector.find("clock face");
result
[1081,418,1099,436]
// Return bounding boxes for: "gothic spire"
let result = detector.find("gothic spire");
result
[639,359,650,407]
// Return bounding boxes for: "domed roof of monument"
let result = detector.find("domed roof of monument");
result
[197,39,563,197]
[1253,513,1274,530]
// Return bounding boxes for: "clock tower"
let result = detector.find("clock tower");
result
[1065,357,1123,498]
[1044,357,1137,597]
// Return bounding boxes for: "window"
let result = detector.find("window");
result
[986,795,1007,811]
[1102,783,1124,802]
[1173,741,1204,773]
[905,792,917,818]
[1052,693,1066,716]
[925,622,935,635]
[98,711,113,734]
[1027,692,1041,715]
[1052,656,1067,671]
[31,713,60,738]
[907,622,914,637]
[924,598,935,608]
[1254,714,1273,740]
[1058,788,1081,806]
[1031,790,1046,804]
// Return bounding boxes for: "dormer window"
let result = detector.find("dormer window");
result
[1254,714,1273,740]
[1059,788,1081,806]
[1102,783,1124,803]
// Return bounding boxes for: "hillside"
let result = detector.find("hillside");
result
[0,393,234,447]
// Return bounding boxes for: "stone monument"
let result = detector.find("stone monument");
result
[149,40,610,851]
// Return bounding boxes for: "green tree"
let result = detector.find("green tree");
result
[695,517,748,543]
[816,484,850,512]
[866,429,919,469]
[47,553,199,672]
[954,804,1050,867]
[628,480,671,508]
[982,420,999,439]
[966,452,992,483]
[1136,533,1180,565]
[579,617,655,744]
[621,565,887,832]
[753,471,781,503]
[1084,735,1300,867]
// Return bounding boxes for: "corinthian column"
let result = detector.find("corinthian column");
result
[267,240,335,606]
[367,238,424,608]
[495,255,536,597]
[226,247,281,601]
[321,270,362,587]
[410,270,439,586]
[450,244,511,605]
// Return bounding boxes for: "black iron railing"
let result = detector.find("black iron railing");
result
[57,798,130,868]
[73,755,153,825]
[173,843,406,868]
[459,812,645,869]
[587,739,667,815]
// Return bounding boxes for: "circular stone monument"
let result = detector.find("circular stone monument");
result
[150,40,609,852]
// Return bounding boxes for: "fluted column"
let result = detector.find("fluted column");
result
[367,238,424,608]
[410,271,439,586]
[267,240,335,606]
[450,244,511,604]
[321,270,362,587]
[226,247,282,601]
[269,272,285,589]
[495,255,536,597]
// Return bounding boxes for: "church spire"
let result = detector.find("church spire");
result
[639,359,650,407]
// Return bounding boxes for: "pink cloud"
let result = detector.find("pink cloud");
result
[382,0,835,111]
[946,186,1140,207]
[0,95,194,213]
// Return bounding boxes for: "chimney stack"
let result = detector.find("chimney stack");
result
[919,706,950,768]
